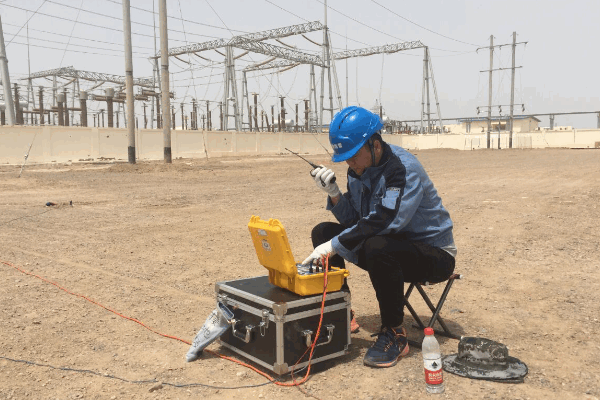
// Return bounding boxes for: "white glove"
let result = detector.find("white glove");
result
[302,240,336,266]
[312,166,341,198]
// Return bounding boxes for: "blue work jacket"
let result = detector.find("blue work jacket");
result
[328,142,456,264]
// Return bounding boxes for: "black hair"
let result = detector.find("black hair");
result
[371,132,383,145]
[366,132,384,167]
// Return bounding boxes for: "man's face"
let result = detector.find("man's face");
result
[345,144,372,176]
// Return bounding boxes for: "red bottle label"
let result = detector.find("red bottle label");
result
[423,357,443,385]
[424,368,443,385]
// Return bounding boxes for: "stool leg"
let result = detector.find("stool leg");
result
[405,299,426,330]
[404,283,427,330]
[428,280,456,327]
[415,281,460,340]
[415,284,452,332]
[404,283,416,298]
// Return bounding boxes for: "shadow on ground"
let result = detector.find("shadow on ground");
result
[355,313,465,347]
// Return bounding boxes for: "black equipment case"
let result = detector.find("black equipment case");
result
[215,275,351,375]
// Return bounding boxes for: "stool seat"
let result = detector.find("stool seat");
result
[404,274,463,348]
[419,273,462,286]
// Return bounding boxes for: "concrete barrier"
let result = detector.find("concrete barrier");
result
[1,125,599,164]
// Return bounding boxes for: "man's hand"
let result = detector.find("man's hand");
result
[302,240,336,266]
[312,166,341,198]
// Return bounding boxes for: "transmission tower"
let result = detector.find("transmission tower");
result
[246,40,426,131]
[421,47,443,133]
[477,34,527,148]
[159,16,433,133]
[154,21,325,131]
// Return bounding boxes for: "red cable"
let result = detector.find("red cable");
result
[1,256,333,392]
[0,260,191,345]
[288,254,329,387]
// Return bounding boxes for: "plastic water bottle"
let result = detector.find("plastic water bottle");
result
[422,327,445,394]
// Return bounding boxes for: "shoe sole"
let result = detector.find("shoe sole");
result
[363,344,409,368]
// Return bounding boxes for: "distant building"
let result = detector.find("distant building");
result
[445,116,541,134]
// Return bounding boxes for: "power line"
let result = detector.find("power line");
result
[430,50,478,57]
[313,0,407,42]
[169,58,303,84]
[5,31,148,55]
[2,3,190,44]
[265,0,477,57]
[44,0,226,41]
[103,0,250,34]
[202,64,217,100]
[177,0,198,103]
[58,0,84,67]
[3,22,154,50]
[265,0,371,47]
[3,3,146,39]
[263,0,373,47]
[170,60,226,78]
[263,0,310,22]
[5,0,49,46]
[202,0,285,116]
[329,30,371,48]
[8,40,148,59]
[280,64,300,98]
[204,0,234,36]
[203,0,263,130]
[172,65,305,118]
[265,0,476,55]
[370,0,481,47]
[171,68,283,88]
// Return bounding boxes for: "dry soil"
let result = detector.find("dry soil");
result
[0,148,599,400]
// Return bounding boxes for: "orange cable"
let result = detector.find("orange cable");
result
[1,256,333,392]
[0,260,192,345]
[288,254,329,399]
[287,255,329,386]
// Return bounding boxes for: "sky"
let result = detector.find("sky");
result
[1,0,599,129]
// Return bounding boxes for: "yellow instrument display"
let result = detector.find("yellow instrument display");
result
[248,216,349,296]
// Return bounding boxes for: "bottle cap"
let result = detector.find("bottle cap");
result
[424,327,434,335]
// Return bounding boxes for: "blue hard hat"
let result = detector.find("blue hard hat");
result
[329,106,383,162]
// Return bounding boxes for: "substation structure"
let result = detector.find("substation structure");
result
[12,66,167,129]
[8,21,445,134]
[158,19,445,133]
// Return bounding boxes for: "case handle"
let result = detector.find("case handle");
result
[230,319,255,343]
[302,324,335,348]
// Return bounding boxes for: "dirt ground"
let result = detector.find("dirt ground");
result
[0,148,599,400]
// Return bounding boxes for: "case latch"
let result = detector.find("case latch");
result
[217,294,229,304]
[302,324,335,348]
[259,309,270,336]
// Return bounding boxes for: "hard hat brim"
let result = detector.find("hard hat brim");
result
[331,138,367,162]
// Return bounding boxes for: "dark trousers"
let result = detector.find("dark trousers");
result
[311,222,455,328]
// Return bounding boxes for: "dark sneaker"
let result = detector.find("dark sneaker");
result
[363,327,409,368]
[351,310,360,333]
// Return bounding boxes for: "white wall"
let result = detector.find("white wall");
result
[0,126,332,164]
[455,118,540,134]
[1,126,599,165]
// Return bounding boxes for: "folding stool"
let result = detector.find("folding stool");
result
[404,273,463,348]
